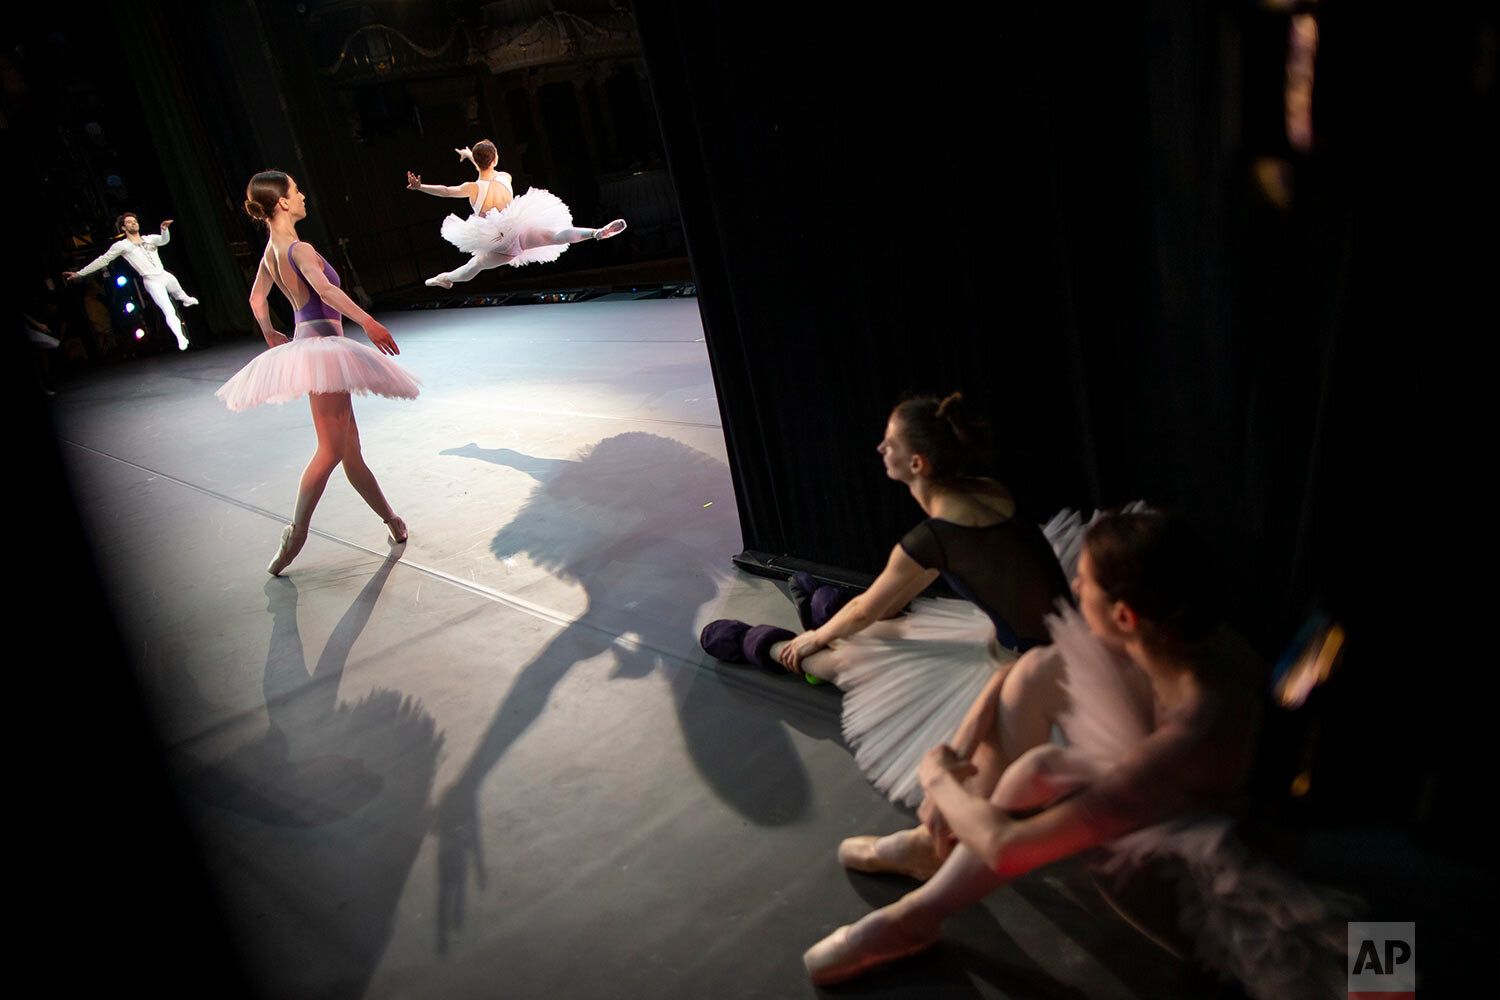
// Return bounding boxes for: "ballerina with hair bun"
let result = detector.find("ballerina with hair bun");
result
[216,170,420,575]
[406,140,627,288]
[700,392,1075,807]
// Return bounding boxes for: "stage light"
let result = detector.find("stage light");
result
[134,328,146,340]
[124,302,136,313]
[115,275,128,287]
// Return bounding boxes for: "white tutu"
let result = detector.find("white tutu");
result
[830,598,1015,807]
[439,187,575,267]
[215,320,422,412]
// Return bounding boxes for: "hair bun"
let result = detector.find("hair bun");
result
[244,198,265,221]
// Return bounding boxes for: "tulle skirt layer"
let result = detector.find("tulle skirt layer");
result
[215,320,422,412]
[439,188,575,267]
[828,598,1016,807]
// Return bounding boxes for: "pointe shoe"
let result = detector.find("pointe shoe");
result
[266,524,307,576]
[384,515,409,544]
[593,219,627,240]
[803,910,940,986]
[838,831,940,881]
[425,275,454,289]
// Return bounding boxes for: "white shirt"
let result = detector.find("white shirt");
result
[77,230,172,279]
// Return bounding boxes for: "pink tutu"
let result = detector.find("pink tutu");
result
[439,187,575,267]
[215,319,422,412]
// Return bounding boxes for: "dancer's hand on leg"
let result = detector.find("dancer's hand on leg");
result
[778,630,826,672]
[919,746,975,860]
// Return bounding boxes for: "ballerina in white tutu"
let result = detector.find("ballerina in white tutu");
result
[406,140,627,288]
[803,510,1348,998]
[699,393,1074,807]
[216,170,420,575]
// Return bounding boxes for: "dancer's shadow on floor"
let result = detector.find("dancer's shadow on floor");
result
[181,555,443,1000]
[434,434,815,951]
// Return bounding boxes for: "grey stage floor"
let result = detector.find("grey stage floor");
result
[52,299,1237,999]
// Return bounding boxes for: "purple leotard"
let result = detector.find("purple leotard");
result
[286,242,343,330]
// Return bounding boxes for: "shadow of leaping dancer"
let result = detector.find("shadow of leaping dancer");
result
[432,433,816,954]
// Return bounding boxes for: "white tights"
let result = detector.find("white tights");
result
[432,227,603,286]
[142,272,195,348]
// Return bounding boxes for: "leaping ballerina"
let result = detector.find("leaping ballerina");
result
[406,140,627,289]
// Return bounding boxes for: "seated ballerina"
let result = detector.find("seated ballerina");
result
[804,510,1348,999]
[700,393,1073,807]
[406,140,627,288]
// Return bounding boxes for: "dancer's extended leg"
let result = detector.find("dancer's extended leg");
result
[341,410,407,543]
[269,392,351,575]
[806,747,1096,985]
[142,275,190,350]
[161,270,199,308]
[521,219,627,250]
[425,250,516,288]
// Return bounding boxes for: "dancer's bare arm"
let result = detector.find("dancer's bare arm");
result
[248,258,289,348]
[289,242,400,356]
[920,745,1100,876]
[778,544,938,671]
[406,171,474,199]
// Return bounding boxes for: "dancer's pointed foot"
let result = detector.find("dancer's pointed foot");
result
[176,338,190,351]
[838,828,941,882]
[803,908,940,986]
[267,524,308,576]
[181,296,200,307]
[384,514,409,545]
[425,275,454,289]
[593,219,627,240]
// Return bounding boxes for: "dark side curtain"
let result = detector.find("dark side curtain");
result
[636,0,1494,837]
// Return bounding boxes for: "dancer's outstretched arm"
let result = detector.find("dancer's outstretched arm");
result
[65,241,127,281]
[406,171,473,199]
[289,242,400,355]
[778,544,938,671]
[247,258,289,348]
[145,219,173,247]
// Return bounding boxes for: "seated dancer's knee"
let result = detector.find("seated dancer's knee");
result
[991,744,1093,813]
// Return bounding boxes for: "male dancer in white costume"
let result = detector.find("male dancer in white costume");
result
[65,212,199,350]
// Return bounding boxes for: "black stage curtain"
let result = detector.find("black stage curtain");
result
[637,0,1494,839]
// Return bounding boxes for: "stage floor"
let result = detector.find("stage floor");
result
[52,298,1238,999]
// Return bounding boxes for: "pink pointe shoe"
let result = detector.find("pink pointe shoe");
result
[803,909,940,986]
[267,524,308,576]
[593,219,627,240]
[837,831,941,882]
[425,275,454,289]
[384,515,408,544]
